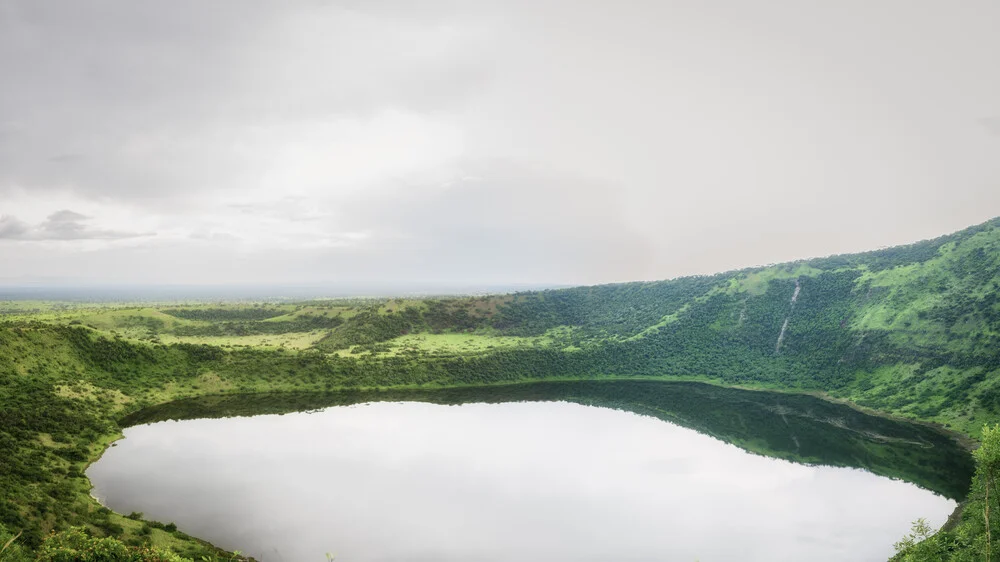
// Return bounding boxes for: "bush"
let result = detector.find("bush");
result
[0,523,30,562]
[35,527,190,562]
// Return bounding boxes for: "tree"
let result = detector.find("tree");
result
[893,518,936,561]
[975,424,1000,562]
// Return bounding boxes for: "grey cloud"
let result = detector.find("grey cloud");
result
[47,210,89,223]
[35,164,653,285]
[2,1,999,287]
[227,198,331,222]
[0,0,491,203]
[330,162,655,283]
[189,230,239,242]
[47,154,84,163]
[981,118,1000,137]
[149,161,653,285]
[0,216,30,239]
[0,210,152,241]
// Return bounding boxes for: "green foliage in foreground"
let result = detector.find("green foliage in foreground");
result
[894,424,1000,561]
[33,527,188,562]
[0,327,244,560]
[1,524,245,562]
[1,523,29,562]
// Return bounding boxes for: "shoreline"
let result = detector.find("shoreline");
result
[78,375,977,558]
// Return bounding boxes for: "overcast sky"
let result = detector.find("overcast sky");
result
[1,1,998,289]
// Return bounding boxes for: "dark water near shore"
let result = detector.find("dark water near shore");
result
[89,381,972,561]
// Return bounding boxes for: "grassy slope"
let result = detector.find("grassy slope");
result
[0,326,246,560]
[2,217,1000,559]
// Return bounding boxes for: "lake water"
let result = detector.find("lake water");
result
[88,382,972,562]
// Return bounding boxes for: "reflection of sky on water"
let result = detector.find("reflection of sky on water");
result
[89,401,955,562]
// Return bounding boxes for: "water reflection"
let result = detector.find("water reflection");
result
[122,381,973,499]
[89,381,972,561]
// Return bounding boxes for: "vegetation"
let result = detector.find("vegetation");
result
[170,314,343,338]
[161,308,288,322]
[894,423,1000,560]
[2,216,1000,559]
[34,527,188,562]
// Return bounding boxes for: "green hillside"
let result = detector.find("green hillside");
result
[473,216,1000,436]
[2,217,1000,560]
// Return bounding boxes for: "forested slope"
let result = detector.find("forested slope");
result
[471,216,1000,435]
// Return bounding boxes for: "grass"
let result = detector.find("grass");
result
[332,332,550,358]
[731,263,824,296]
[155,331,328,350]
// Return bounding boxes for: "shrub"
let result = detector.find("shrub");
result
[35,527,190,562]
[0,523,30,562]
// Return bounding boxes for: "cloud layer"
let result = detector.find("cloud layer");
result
[0,210,151,241]
[1,1,999,288]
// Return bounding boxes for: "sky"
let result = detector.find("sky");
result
[1,1,999,290]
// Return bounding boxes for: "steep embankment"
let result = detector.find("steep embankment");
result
[471,217,1000,436]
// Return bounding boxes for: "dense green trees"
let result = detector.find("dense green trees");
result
[172,315,343,337]
[491,275,727,337]
[162,308,286,322]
